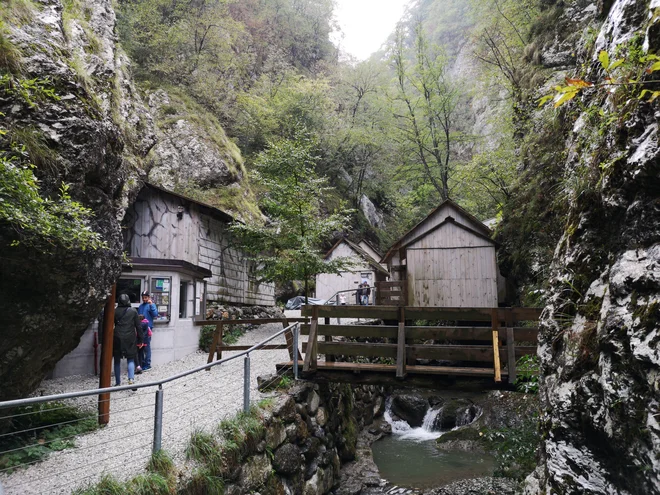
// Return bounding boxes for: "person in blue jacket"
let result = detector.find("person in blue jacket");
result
[138,291,158,370]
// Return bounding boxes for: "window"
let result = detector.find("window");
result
[179,281,187,318]
[150,277,171,322]
[117,278,143,305]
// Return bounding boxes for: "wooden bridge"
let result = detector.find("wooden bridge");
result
[276,305,542,387]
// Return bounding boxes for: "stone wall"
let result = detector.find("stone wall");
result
[223,381,384,495]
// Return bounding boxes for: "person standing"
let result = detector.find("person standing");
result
[361,280,371,305]
[113,294,142,388]
[138,291,158,371]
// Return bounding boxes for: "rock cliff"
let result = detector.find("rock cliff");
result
[0,0,152,402]
[0,0,254,401]
[520,1,660,493]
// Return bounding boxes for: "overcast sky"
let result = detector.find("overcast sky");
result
[332,0,410,60]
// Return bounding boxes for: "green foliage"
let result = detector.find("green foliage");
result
[73,475,125,495]
[0,156,107,250]
[230,130,354,300]
[515,355,540,394]
[126,473,171,495]
[390,20,462,200]
[481,418,540,481]
[0,21,22,73]
[0,402,98,473]
[186,430,223,468]
[146,449,176,486]
[179,467,224,495]
[0,0,36,26]
[198,325,215,352]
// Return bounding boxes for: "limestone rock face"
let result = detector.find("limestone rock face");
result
[0,0,153,401]
[146,89,244,191]
[524,1,660,493]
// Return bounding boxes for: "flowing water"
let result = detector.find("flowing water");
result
[371,399,496,489]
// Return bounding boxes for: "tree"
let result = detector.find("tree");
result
[390,20,464,200]
[230,130,354,303]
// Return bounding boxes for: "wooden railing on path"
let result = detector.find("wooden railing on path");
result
[376,280,407,306]
[293,305,542,384]
[194,317,308,363]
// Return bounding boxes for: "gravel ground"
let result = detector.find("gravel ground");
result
[0,323,298,495]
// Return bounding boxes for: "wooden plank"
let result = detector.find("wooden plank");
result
[302,305,400,319]
[407,345,497,362]
[508,307,543,321]
[379,288,405,295]
[377,281,407,288]
[194,318,308,326]
[404,307,494,321]
[299,323,537,341]
[303,306,319,372]
[207,322,223,365]
[491,309,501,383]
[303,341,397,358]
[507,327,516,384]
[276,360,509,378]
[397,307,406,378]
[299,324,398,338]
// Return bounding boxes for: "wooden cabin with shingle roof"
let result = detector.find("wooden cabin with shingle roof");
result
[380,199,506,308]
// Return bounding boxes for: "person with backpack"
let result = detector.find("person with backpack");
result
[138,291,158,371]
[113,294,142,388]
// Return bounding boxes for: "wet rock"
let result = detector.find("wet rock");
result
[266,419,287,450]
[434,399,475,430]
[273,395,297,422]
[273,443,301,476]
[239,453,271,491]
[391,393,429,427]
[316,407,328,427]
[308,390,321,416]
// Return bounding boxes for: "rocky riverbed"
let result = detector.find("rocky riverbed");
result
[335,388,538,495]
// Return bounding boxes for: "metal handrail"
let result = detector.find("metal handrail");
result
[0,322,300,410]
[325,286,376,305]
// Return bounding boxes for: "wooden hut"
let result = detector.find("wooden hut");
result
[316,239,389,305]
[380,199,504,308]
[52,183,274,378]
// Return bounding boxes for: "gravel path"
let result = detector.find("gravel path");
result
[0,323,298,494]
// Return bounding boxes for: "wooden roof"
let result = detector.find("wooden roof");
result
[324,239,389,276]
[381,199,494,263]
[144,182,237,224]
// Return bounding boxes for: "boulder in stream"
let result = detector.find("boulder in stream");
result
[391,393,429,427]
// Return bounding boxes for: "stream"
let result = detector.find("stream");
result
[370,398,496,489]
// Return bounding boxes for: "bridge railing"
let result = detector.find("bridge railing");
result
[299,305,542,384]
[0,323,300,495]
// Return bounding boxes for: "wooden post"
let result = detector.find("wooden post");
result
[506,310,516,385]
[98,284,116,425]
[303,306,319,372]
[283,318,303,361]
[491,308,502,383]
[396,306,406,378]
[206,322,224,367]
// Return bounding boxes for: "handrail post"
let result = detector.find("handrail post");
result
[153,385,164,454]
[243,354,251,413]
[336,294,341,325]
[98,284,116,425]
[506,309,516,385]
[293,323,299,380]
[396,306,406,378]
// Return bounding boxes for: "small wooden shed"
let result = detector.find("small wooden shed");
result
[381,199,503,308]
[316,239,389,304]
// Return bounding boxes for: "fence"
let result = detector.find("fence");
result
[0,323,300,495]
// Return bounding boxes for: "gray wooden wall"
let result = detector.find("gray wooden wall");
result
[124,187,274,306]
